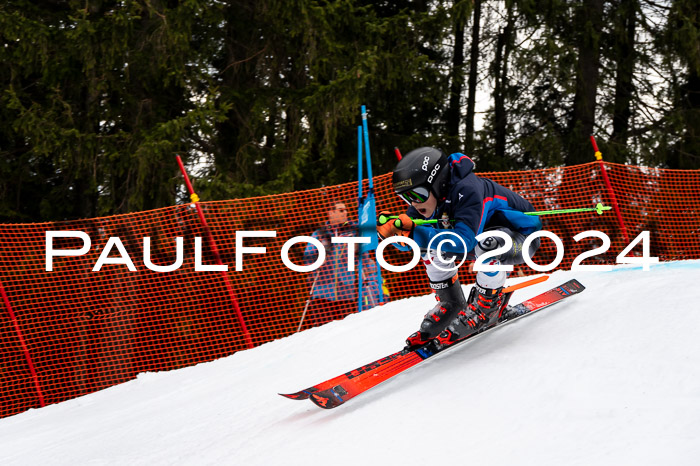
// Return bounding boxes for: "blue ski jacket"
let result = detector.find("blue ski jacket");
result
[404,153,542,255]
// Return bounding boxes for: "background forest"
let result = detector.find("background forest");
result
[1,0,698,222]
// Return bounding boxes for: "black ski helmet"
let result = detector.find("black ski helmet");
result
[392,147,450,201]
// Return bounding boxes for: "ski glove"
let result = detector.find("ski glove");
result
[377,212,415,240]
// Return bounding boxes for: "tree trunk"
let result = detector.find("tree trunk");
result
[567,0,605,166]
[215,1,261,180]
[669,0,700,169]
[493,8,515,165]
[610,0,637,162]
[446,5,466,140]
[465,0,482,153]
[671,70,700,169]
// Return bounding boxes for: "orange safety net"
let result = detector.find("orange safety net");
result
[1,161,699,418]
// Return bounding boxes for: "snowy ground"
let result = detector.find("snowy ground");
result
[1,261,699,466]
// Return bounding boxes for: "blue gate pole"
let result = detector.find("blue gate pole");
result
[357,125,364,314]
[361,106,384,305]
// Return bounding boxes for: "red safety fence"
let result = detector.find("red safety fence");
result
[1,162,699,418]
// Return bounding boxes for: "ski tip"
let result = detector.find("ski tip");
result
[309,386,347,409]
[309,392,340,409]
[279,389,315,400]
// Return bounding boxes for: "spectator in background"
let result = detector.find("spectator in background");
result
[302,200,383,328]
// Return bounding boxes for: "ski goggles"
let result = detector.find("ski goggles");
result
[397,186,431,204]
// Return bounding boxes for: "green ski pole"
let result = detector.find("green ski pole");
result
[524,202,612,216]
[378,203,611,226]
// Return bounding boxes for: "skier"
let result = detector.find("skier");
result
[377,147,543,350]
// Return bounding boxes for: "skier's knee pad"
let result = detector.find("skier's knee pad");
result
[474,231,507,258]
[474,227,540,266]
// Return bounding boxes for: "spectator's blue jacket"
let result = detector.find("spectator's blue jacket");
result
[303,221,382,310]
[405,153,542,255]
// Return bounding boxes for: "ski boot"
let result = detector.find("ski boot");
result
[434,265,509,348]
[404,275,468,351]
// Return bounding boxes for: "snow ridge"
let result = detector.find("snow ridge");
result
[1,261,699,465]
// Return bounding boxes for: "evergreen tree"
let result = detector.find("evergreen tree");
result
[445,0,471,144]
[608,0,638,163]
[1,0,698,223]
[566,0,605,166]
[663,0,700,168]
[0,0,226,221]
[464,0,483,154]
[204,0,454,199]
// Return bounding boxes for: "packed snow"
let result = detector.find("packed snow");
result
[1,261,699,465]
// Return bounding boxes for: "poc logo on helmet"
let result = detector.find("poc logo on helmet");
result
[427,163,440,183]
[422,156,430,171]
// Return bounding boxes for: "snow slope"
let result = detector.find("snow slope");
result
[1,261,699,466]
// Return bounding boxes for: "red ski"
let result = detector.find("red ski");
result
[279,350,406,400]
[282,279,585,409]
[279,275,549,401]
